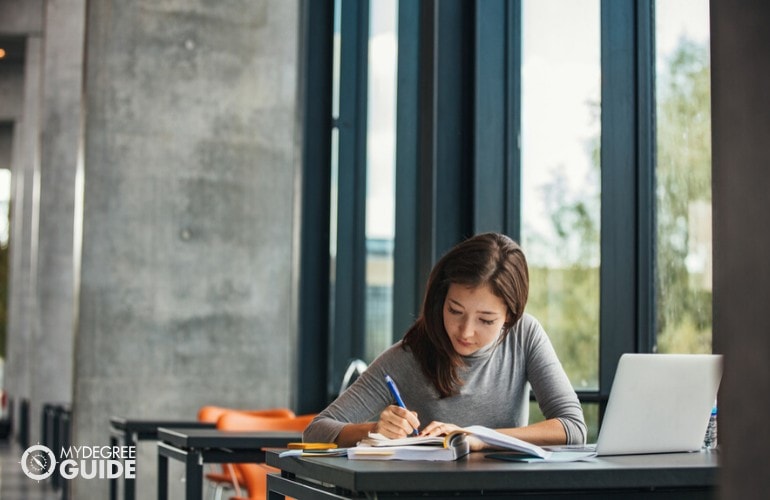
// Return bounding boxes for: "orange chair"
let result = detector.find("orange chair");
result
[198,406,296,424]
[198,407,296,500]
[215,412,317,500]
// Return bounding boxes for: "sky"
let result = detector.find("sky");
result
[520,0,710,265]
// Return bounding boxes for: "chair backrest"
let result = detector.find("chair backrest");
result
[216,412,316,432]
[198,406,297,498]
[215,411,318,500]
[338,359,368,396]
[197,405,295,423]
[237,463,269,500]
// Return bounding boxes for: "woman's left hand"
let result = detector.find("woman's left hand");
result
[419,420,462,437]
[419,421,486,451]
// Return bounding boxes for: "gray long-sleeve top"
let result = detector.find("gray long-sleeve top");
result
[304,314,587,445]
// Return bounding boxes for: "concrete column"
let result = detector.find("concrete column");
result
[0,0,45,445]
[72,1,300,497]
[5,35,42,435]
[29,0,86,444]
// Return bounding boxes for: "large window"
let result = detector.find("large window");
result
[300,0,713,415]
[654,0,712,354]
[521,0,601,442]
[325,0,398,398]
[521,0,601,392]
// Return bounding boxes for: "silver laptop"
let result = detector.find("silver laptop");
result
[551,353,723,456]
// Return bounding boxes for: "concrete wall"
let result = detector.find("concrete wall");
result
[5,36,42,428]
[2,0,301,497]
[0,60,25,119]
[29,0,86,445]
[0,124,12,168]
[0,0,44,35]
[71,0,300,497]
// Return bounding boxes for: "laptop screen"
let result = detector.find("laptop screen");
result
[595,353,722,456]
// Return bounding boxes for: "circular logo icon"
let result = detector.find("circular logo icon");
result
[20,444,57,481]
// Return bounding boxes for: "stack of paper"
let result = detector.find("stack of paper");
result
[348,425,551,461]
[348,432,470,461]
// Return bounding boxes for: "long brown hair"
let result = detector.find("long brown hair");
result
[402,232,529,397]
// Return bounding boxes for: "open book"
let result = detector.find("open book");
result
[348,425,551,461]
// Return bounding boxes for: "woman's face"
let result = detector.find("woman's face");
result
[443,282,508,356]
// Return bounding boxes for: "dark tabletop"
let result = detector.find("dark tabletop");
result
[158,427,302,450]
[110,417,215,433]
[266,449,719,494]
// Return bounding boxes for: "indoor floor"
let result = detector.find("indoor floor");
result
[0,438,60,500]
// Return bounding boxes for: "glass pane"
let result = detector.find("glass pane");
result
[654,0,712,354]
[364,0,398,362]
[530,401,600,443]
[521,0,601,392]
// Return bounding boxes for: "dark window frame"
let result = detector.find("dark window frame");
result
[297,0,659,416]
[329,0,370,397]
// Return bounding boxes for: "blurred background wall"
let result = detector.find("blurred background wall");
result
[1,0,301,497]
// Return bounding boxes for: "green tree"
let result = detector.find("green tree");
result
[527,125,601,390]
[655,38,712,354]
[528,35,712,393]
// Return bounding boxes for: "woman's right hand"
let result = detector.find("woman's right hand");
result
[372,405,421,439]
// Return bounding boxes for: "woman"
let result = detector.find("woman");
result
[303,232,586,450]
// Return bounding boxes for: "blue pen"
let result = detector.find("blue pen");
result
[384,374,419,436]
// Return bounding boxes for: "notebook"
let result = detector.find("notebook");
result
[549,353,723,456]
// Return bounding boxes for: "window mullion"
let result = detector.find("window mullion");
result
[393,0,423,336]
[473,0,508,234]
[599,0,640,401]
[331,0,370,399]
[296,0,335,414]
[636,0,656,354]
